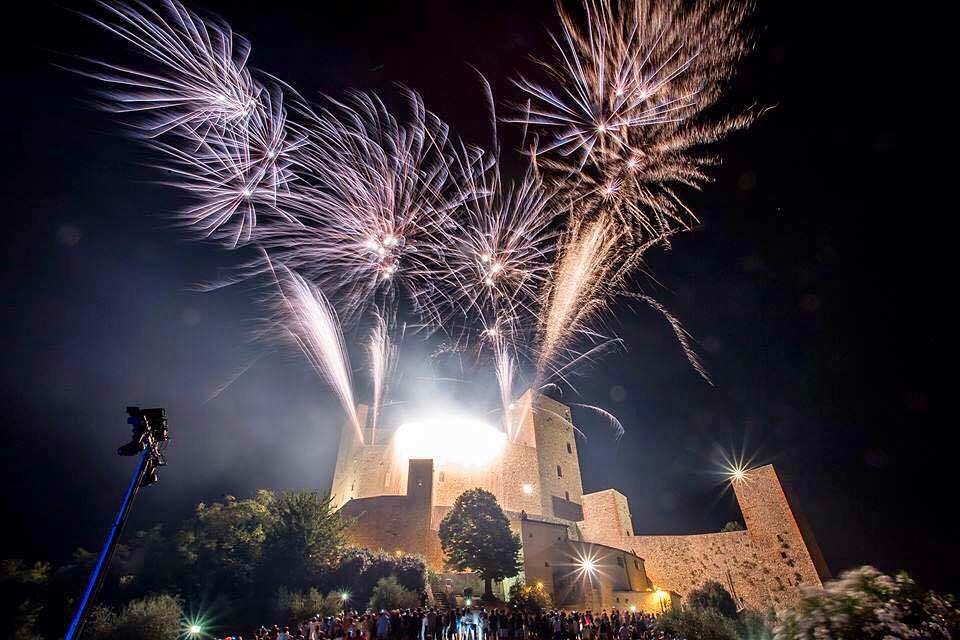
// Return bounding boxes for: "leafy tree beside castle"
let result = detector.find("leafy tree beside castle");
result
[438,489,521,601]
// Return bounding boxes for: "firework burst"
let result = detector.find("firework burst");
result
[514,0,757,243]
[254,89,474,320]
[77,0,760,435]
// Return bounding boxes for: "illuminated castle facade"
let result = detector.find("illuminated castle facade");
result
[331,391,829,613]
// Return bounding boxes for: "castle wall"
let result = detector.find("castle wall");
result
[330,405,370,510]
[338,459,444,568]
[578,465,827,612]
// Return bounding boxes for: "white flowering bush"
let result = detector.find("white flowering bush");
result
[774,566,959,639]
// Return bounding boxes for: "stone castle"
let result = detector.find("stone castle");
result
[331,391,829,613]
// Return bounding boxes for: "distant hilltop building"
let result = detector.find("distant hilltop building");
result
[331,391,829,613]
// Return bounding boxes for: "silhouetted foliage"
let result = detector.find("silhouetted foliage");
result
[687,580,739,619]
[321,548,426,605]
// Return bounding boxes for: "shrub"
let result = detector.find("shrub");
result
[655,606,738,640]
[90,593,183,640]
[275,587,345,622]
[508,581,552,614]
[774,566,960,640]
[323,548,426,605]
[368,576,420,612]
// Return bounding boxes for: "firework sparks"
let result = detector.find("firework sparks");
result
[77,0,760,440]
[269,260,361,441]
[489,331,517,438]
[78,0,306,246]
[514,0,758,243]
[367,311,398,442]
[535,214,630,380]
[254,89,473,320]
[437,160,559,336]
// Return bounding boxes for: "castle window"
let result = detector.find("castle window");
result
[557,465,563,478]
[616,556,624,567]
[565,491,570,501]
[567,442,572,454]
[529,532,534,538]
[544,562,550,567]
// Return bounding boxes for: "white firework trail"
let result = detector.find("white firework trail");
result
[268,259,362,441]
[367,310,398,443]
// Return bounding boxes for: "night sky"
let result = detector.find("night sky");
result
[1,0,946,594]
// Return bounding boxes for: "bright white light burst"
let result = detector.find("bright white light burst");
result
[395,415,506,468]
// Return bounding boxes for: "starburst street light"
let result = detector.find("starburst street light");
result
[579,557,597,574]
[715,445,759,489]
[181,613,212,640]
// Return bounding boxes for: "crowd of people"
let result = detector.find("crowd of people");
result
[243,606,679,640]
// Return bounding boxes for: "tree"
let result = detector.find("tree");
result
[438,489,522,600]
[721,521,745,532]
[176,491,274,610]
[775,566,960,640]
[508,581,553,614]
[368,576,420,611]
[262,490,348,590]
[687,580,739,619]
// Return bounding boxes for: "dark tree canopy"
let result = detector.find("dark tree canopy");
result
[687,580,739,619]
[262,490,348,589]
[438,489,521,599]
